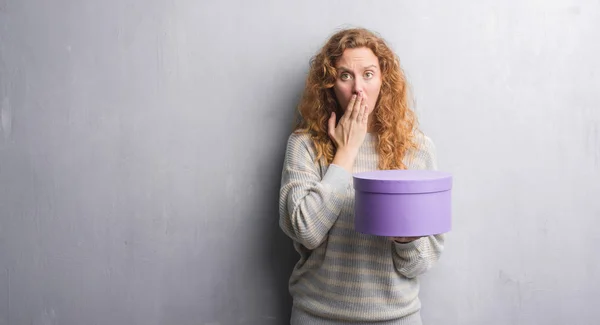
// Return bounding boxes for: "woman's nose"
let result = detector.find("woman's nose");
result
[353,80,364,95]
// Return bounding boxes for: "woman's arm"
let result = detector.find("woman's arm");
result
[280,93,370,249]
[391,135,446,278]
[278,133,352,250]
[392,234,445,278]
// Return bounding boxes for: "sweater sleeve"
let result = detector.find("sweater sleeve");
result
[279,133,352,250]
[392,135,446,278]
[392,234,445,278]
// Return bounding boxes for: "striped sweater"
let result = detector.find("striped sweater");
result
[279,131,445,324]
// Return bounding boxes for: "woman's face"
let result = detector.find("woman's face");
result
[333,47,382,116]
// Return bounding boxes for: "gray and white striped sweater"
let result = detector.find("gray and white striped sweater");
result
[279,131,445,325]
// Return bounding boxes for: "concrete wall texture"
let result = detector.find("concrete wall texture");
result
[1,0,599,324]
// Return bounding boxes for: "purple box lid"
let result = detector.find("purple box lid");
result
[353,170,452,194]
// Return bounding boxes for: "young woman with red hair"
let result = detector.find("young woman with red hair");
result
[279,28,445,325]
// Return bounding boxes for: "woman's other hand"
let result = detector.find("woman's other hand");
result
[392,237,423,244]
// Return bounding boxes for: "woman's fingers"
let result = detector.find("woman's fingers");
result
[356,103,363,123]
[350,93,363,120]
[328,111,336,139]
[360,104,368,124]
[345,94,358,121]
[330,92,369,151]
[392,236,422,243]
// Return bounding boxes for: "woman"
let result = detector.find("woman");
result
[279,28,445,325]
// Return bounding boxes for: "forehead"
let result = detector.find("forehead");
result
[335,47,379,68]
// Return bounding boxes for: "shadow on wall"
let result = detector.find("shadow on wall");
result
[251,83,304,324]
[265,113,300,323]
[269,212,298,322]
[258,127,299,323]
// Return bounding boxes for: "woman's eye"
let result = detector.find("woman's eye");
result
[365,72,374,79]
[340,73,351,80]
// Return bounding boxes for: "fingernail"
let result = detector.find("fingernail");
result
[352,94,357,99]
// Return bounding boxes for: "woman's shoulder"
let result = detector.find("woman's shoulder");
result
[287,130,313,147]
[287,130,312,143]
[410,131,438,170]
[285,131,318,157]
[414,131,436,154]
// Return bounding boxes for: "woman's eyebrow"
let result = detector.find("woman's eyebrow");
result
[338,64,379,71]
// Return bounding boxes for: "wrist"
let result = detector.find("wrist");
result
[332,147,359,173]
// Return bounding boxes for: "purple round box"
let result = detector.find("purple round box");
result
[353,170,452,237]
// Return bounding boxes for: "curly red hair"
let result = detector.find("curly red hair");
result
[293,28,420,170]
